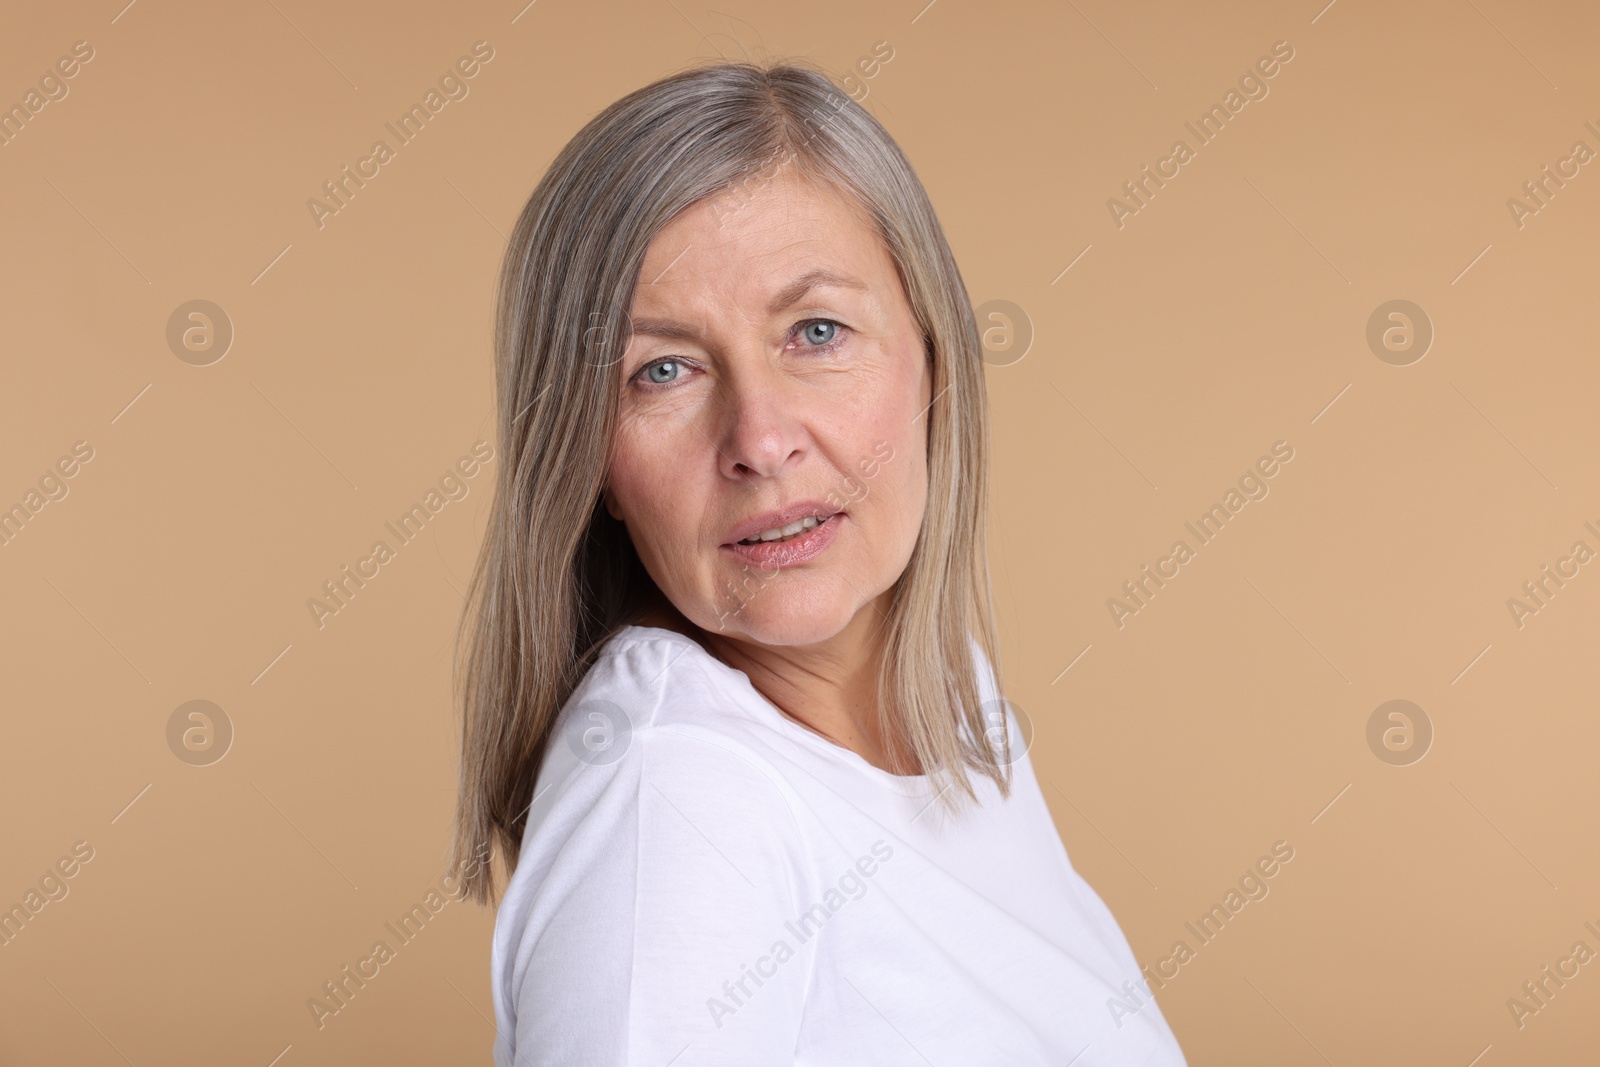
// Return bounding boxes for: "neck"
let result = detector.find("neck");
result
[633,590,914,774]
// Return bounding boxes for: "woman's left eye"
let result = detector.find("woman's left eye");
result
[797,320,842,347]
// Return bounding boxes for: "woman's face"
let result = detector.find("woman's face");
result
[604,169,932,647]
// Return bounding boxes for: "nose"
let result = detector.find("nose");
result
[714,356,810,481]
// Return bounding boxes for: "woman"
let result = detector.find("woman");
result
[451,61,1186,1066]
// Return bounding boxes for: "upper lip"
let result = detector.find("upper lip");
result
[722,500,842,546]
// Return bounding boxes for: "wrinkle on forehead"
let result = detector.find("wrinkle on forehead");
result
[630,173,893,340]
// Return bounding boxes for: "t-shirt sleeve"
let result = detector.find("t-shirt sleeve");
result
[503,725,815,1066]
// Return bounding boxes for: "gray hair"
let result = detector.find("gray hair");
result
[451,60,1005,905]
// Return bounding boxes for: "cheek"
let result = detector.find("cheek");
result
[834,355,928,519]
[877,437,928,541]
[844,417,927,539]
[607,410,726,600]
[609,420,687,546]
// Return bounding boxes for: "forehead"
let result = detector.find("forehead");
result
[631,169,893,314]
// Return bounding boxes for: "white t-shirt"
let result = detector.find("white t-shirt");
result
[490,625,1186,1066]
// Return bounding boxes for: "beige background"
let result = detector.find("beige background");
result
[2,0,1597,1063]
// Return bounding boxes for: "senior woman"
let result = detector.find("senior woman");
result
[450,62,1186,1066]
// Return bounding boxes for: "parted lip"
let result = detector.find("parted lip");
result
[721,500,843,546]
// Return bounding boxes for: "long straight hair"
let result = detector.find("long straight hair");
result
[451,61,1006,905]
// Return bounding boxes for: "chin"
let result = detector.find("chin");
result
[704,584,864,647]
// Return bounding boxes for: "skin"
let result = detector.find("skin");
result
[601,168,933,773]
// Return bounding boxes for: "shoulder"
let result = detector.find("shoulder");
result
[510,626,813,897]
[557,625,792,769]
[492,629,822,1061]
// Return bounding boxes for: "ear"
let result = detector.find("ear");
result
[601,481,622,522]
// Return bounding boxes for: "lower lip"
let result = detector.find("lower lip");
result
[722,514,843,568]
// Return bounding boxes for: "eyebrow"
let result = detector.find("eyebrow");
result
[628,268,870,342]
[764,268,869,316]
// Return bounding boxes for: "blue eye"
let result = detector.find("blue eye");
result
[643,360,680,384]
[801,321,838,346]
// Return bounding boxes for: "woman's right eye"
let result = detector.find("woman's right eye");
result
[640,360,680,386]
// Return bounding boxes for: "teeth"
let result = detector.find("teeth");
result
[742,515,823,545]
